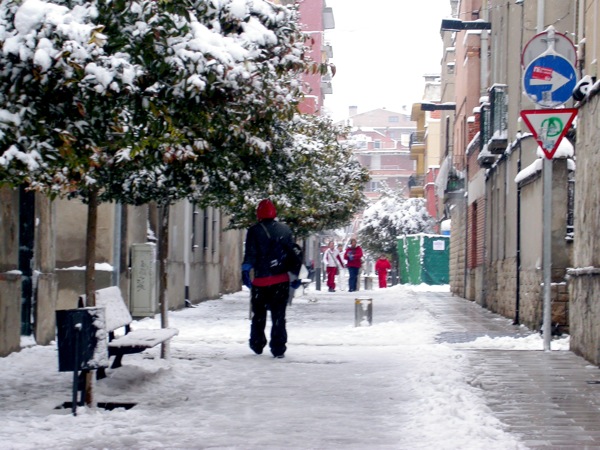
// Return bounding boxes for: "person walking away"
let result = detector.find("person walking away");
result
[344,238,363,292]
[323,241,344,292]
[336,243,347,290]
[375,254,392,288]
[241,199,301,358]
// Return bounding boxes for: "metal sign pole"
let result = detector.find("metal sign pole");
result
[542,158,552,351]
[521,20,578,351]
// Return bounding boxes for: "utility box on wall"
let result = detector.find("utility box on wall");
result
[397,234,450,285]
[130,243,157,317]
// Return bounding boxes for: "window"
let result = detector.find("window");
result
[368,181,380,192]
[374,140,381,149]
[388,116,399,123]
[371,154,381,170]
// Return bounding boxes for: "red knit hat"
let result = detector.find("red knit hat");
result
[256,199,277,220]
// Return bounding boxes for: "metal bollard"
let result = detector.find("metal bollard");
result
[354,297,373,327]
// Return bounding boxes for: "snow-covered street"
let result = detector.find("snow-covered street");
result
[0,284,578,449]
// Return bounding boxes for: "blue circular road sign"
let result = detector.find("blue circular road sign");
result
[523,53,577,107]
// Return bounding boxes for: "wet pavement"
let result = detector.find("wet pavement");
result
[421,289,600,449]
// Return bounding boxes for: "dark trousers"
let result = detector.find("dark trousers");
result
[348,267,359,292]
[250,282,288,357]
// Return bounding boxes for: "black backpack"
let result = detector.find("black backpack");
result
[260,223,303,276]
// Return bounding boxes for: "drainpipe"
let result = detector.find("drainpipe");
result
[183,201,191,306]
[514,138,522,324]
[514,0,525,325]
[112,203,122,287]
[463,149,469,299]
[481,0,489,93]
[537,0,545,32]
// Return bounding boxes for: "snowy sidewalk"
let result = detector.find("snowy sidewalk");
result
[0,284,598,449]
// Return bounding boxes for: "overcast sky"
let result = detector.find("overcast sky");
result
[323,0,452,121]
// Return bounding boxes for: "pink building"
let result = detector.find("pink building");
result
[343,107,416,201]
[293,0,334,115]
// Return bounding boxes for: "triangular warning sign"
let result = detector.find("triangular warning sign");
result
[520,109,577,159]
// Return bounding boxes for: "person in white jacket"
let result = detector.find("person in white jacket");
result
[323,241,344,292]
[336,243,347,290]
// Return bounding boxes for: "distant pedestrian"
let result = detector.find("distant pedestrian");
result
[323,241,344,292]
[344,238,363,292]
[375,254,392,288]
[241,199,302,358]
[336,243,347,290]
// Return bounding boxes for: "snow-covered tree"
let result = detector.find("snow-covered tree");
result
[222,114,370,237]
[359,192,434,260]
[0,0,328,403]
[0,0,320,302]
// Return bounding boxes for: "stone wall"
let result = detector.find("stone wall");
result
[569,275,600,365]
[449,200,466,298]
[517,268,543,331]
[0,272,21,357]
[569,93,600,365]
[484,258,517,318]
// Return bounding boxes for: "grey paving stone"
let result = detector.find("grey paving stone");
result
[420,290,600,449]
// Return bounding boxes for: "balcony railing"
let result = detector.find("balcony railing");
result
[409,131,426,149]
[446,176,464,192]
[487,84,508,154]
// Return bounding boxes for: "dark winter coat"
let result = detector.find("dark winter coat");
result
[243,218,295,286]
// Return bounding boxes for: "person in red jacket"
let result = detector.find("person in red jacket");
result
[375,254,392,288]
[344,238,363,292]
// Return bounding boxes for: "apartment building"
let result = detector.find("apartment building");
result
[429,0,578,352]
[344,107,416,201]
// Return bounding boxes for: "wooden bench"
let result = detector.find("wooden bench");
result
[79,286,178,371]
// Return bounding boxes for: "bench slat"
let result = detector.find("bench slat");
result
[108,328,179,349]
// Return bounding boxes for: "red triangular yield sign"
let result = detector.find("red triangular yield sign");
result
[520,109,577,159]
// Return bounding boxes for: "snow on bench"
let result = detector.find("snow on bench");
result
[79,286,178,370]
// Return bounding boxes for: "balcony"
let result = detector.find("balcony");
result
[408,174,425,198]
[486,85,508,154]
[323,7,335,29]
[409,130,426,159]
[446,175,464,192]
[409,131,426,148]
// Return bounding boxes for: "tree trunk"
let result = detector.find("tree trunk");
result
[84,187,98,406]
[158,203,170,359]
[85,188,98,306]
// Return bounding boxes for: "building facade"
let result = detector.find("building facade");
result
[345,107,416,201]
[432,1,577,345]
[568,0,600,365]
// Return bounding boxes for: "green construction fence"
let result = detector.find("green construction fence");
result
[397,234,450,285]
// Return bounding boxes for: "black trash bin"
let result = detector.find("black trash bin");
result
[56,308,108,372]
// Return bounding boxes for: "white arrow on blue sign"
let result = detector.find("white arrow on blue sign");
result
[523,53,577,107]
